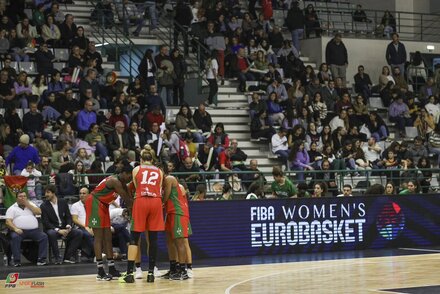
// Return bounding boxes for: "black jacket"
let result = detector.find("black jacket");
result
[23,111,44,133]
[34,49,55,75]
[325,39,348,66]
[286,7,305,31]
[41,198,73,231]
[174,2,193,27]
[193,110,213,132]
[385,42,407,65]
[107,130,131,152]
[127,131,147,150]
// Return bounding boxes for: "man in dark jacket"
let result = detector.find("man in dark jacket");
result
[325,33,348,86]
[285,1,305,52]
[23,102,54,143]
[193,103,213,133]
[59,14,77,48]
[385,33,407,77]
[107,121,136,161]
[41,184,83,264]
[174,0,193,55]
[34,43,55,75]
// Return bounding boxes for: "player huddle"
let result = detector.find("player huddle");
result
[84,150,192,283]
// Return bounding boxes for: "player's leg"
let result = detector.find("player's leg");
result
[170,237,188,280]
[92,228,111,281]
[184,238,193,278]
[146,231,158,282]
[119,231,141,283]
[162,216,179,279]
[103,227,120,277]
[134,236,143,279]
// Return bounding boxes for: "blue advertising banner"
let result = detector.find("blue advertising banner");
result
[155,195,440,259]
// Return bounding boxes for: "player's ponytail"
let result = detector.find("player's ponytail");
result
[140,149,153,162]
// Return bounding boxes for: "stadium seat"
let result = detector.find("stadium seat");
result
[19,62,37,75]
[54,48,70,61]
[53,62,67,72]
[405,126,419,138]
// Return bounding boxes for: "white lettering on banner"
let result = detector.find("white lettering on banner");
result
[250,203,367,248]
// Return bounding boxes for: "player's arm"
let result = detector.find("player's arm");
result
[109,178,133,207]
[163,176,173,203]
[132,166,140,188]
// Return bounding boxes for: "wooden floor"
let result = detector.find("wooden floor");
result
[3,253,440,293]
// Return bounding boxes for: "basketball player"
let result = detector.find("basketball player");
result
[162,165,192,280]
[120,150,164,283]
[85,165,133,281]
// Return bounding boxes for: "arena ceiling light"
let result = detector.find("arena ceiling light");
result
[95,42,109,47]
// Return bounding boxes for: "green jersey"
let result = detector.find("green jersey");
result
[271,178,297,198]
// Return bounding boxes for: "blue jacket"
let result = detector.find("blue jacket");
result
[6,145,40,172]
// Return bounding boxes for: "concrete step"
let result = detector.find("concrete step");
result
[216,101,249,108]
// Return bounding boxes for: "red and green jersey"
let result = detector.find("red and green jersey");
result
[166,184,189,217]
[91,176,118,204]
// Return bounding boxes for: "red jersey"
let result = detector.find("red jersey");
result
[135,165,163,198]
[91,175,118,204]
[165,180,189,216]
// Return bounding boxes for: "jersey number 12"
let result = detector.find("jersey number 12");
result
[140,170,159,185]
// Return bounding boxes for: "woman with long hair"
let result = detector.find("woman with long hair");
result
[266,91,285,126]
[58,122,76,148]
[75,147,94,170]
[4,106,23,134]
[71,26,89,55]
[47,70,66,95]
[0,123,16,157]
[108,105,129,130]
[87,159,105,189]
[317,63,332,84]
[417,156,432,193]
[312,92,327,126]
[289,140,313,182]
[68,160,89,192]
[305,4,321,38]
[84,123,108,162]
[207,122,230,154]
[306,122,321,150]
[288,125,306,148]
[384,181,396,195]
[313,182,327,198]
[319,125,332,148]
[32,74,48,103]
[14,71,33,108]
[41,15,61,47]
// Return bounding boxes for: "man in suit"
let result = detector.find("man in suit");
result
[107,121,136,161]
[41,184,83,264]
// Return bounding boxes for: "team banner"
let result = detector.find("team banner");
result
[156,195,440,259]
[4,176,28,209]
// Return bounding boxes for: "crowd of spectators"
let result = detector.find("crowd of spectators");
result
[0,0,437,206]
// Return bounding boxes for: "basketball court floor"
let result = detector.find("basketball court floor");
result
[1,247,440,293]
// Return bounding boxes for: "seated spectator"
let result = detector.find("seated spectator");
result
[69,160,90,191]
[71,26,89,55]
[329,109,349,132]
[332,126,347,152]
[229,139,247,171]
[13,71,33,109]
[77,100,97,138]
[207,122,230,154]
[59,14,77,48]
[312,182,327,198]
[34,42,55,75]
[367,111,389,142]
[109,105,129,130]
[75,147,95,170]
[48,2,65,25]
[5,191,48,266]
[336,93,353,113]
[84,123,107,162]
[41,15,61,47]
[314,159,337,196]
[353,4,368,22]
[270,166,297,198]
[87,159,105,188]
[217,183,232,200]
[380,10,396,38]
[68,45,84,72]
[0,29,9,58]
[41,92,62,122]
[32,74,48,102]
[21,161,42,200]
[178,156,201,193]
[362,137,382,169]
[414,108,435,138]
[312,92,327,126]
[337,184,353,197]
[193,103,213,133]
[266,91,285,125]
[389,96,412,138]
[47,70,66,95]
[41,184,83,264]
[267,77,288,102]
[419,77,439,105]
[353,65,372,100]
[23,102,53,143]
[110,207,130,261]
[271,127,289,160]
[107,121,136,161]
[317,63,332,85]
[9,29,30,62]
[16,17,38,47]
[289,140,313,182]
[70,187,94,259]
[249,92,267,119]
[6,134,40,175]
[231,47,255,92]
[175,104,203,143]
[287,125,306,148]
[250,110,275,140]
[398,179,419,195]
[197,142,218,172]
[417,157,432,193]
[51,140,73,173]
[304,4,321,38]
[392,66,408,94]
[424,95,440,123]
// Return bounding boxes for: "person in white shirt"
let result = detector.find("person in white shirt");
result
[110,207,130,260]
[205,51,218,107]
[70,187,94,259]
[362,137,382,169]
[329,110,348,132]
[337,184,353,197]
[271,127,290,160]
[21,161,42,200]
[5,191,48,266]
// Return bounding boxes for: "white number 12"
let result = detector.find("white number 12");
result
[140,170,159,185]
